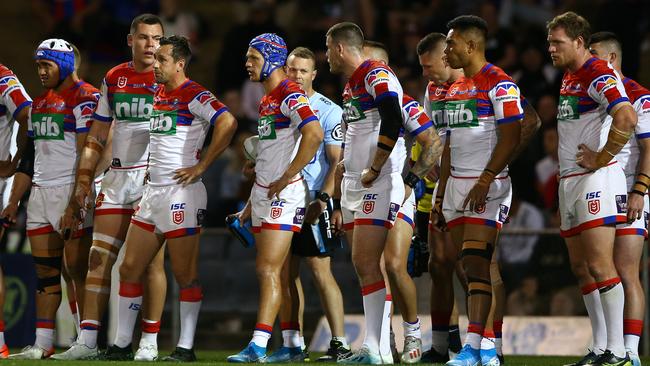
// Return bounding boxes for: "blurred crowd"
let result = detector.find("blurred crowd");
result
[8,0,650,317]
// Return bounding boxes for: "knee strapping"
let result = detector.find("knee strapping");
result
[460,240,494,260]
[33,255,63,295]
[467,276,492,297]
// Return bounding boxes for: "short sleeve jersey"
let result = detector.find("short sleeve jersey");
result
[0,64,32,161]
[444,63,524,177]
[342,60,405,176]
[302,91,343,191]
[615,77,650,180]
[148,80,228,186]
[29,81,100,186]
[92,62,157,168]
[557,57,629,177]
[401,94,434,176]
[255,79,319,187]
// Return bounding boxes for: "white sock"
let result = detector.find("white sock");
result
[378,294,392,356]
[178,286,203,350]
[582,286,606,354]
[114,282,143,348]
[599,281,626,358]
[281,329,301,348]
[464,332,482,350]
[403,318,421,339]
[35,327,54,351]
[79,320,101,348]
[361,282,386,354]
[300,336,306,350]
[140,319,160,347]
[481,337,495,350]
[625,334,640,355]
[251,324,272,348]
[333,336,348,348]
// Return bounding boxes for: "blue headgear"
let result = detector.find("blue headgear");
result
[35,39,75,82]
[249,33,288,81]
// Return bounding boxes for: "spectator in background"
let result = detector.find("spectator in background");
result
[535,122,559,212]
[159,0,204,56]
[221,89,257,135]
[512,45,552,106]
[497,187,545,292]
[31,0,102,46]
[506,277,541,315]
[215,0,285,91]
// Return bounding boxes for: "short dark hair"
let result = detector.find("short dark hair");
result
[363,40,389,62]
[130,13,164,35]
[590,31,621,52]
[326,22,364,49]
[416,33,446,55]
[447,15,488,41]
[160,35,192,68]
[547,11,591,48]
[289,47,316,64]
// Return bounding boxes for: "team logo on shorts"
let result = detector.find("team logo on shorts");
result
[474,204,486,214]
[615,195,627,214]
[172,210,184,224]
[117,76,127,88]
[362,193,377,214]
[197,209,206,226]
[388,202,400,221]
[293,208,305,225]
[271,207,282,219]
[95,192,105,208]
[588,199,601,215]
[499,204,510,223]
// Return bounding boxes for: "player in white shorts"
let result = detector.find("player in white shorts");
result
[440,16,524,366]
[108,36,236,363]
[362,40,441,364]
[0,62,32,359]
[548,12,639,366]
[585,32,650,366]
[54,14,169,361]
[227,33,323,364]
[2,39,99,360]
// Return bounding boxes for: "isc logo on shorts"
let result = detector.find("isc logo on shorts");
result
[171,203,186,224]
[271,200,285,219]
[362,194,377,214]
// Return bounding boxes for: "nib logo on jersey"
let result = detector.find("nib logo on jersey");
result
[113,93,154,122]
[444,99,478,128]
[429,101,446,129]
[557,95,579,120]
[258,115,278,140]
[150,110,177,135]
[31,113,64,140]
[343,97,366,123]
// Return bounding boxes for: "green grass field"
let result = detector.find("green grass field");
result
[2,351,649,366]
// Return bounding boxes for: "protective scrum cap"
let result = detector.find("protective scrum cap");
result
[35,38,75,81]
[249,33,287,81]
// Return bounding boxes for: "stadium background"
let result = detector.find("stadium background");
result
[1,0,650,356]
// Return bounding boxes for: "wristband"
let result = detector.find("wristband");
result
[333,199,341,210]
[77,168,93,179]
[370,166,380,174]
[404,171,420,189]
[631,172,650,195]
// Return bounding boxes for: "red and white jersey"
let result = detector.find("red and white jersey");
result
[93,62,157,168]
[444,63,523,177]
[255,79,319,186]
[29,81,99,186]
[342,60,404,176]
[615,77,650,181]
[148,79,228,186]
[423,80,452,142]
[401,94,434,176]
[0,64,32,161]
[557,57,629,177]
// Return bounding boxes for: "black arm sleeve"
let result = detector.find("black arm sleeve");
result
[16,136,34,177]
[376,94,403,151]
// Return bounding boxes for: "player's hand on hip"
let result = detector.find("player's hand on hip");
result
[360,167,379,187]
[463,181,489,213]
[267,175,290,200]
[305,200,325,224]
[627,192,644,223]
[576,143,600,171]
[173,165,205,187]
